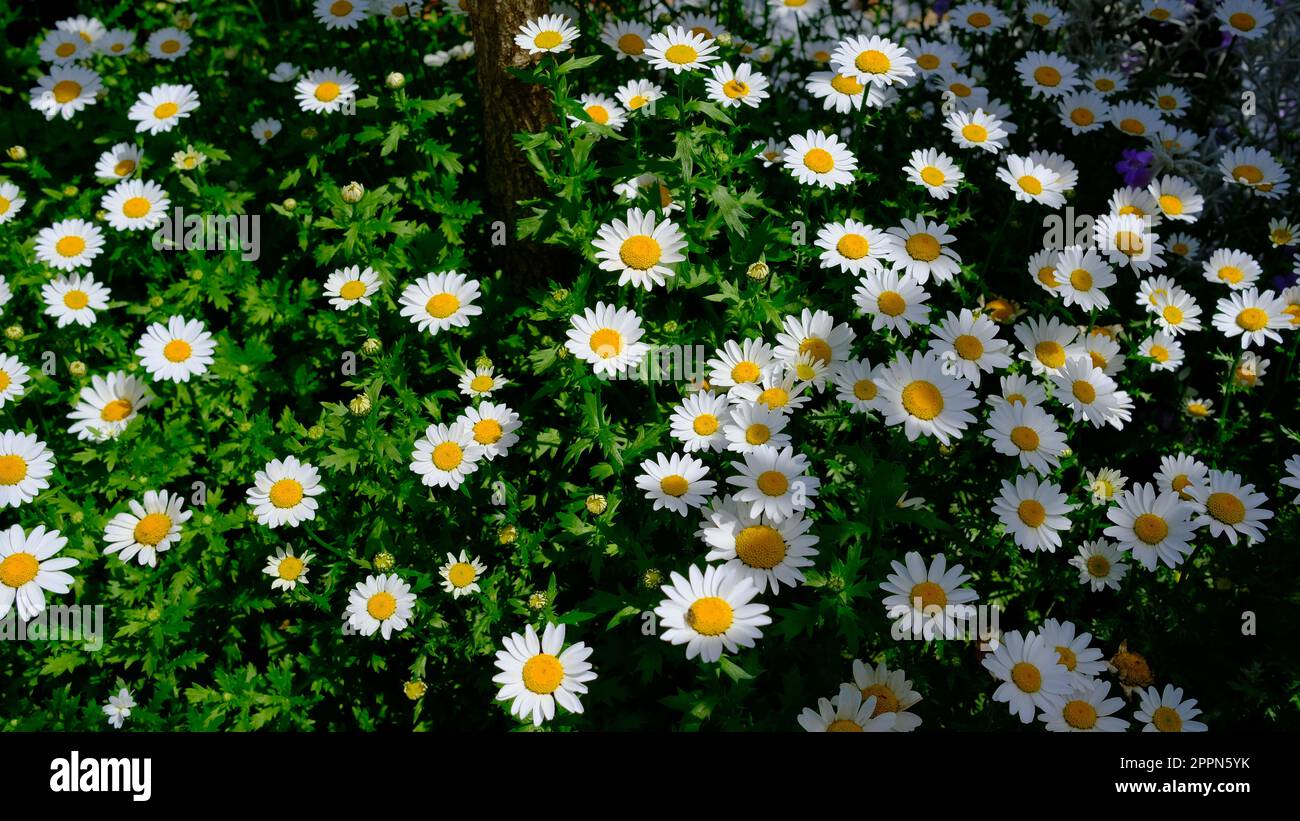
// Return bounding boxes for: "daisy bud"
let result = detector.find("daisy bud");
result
[69,360,87,377]
[63,185,78,197]
[385,72,406,89]
[282,198,298,211]
[361,337,383,356]
[238,420,252,432]
[307,424,325,439]
[71,510,85,524]
[94,210,108,221]
[550,287,570,302]
[827,573,846,593]
[746,261,770,280]
[6,146,26,161]
[641,568,663,589]
[3,325,22,340]
[374,551,395,571]
[300,126,318,140]
[341,181,364,203]
[403,680,426,701]
[716,32,733,46]
[662,320,678,334]
[585,493,607,515]
[498,524,518,545]
[348,393,372,415]
[238,364,250,374]
[474,354,493,370]
[556,346,570,359]
[149,295,163,308]
[527,591,549,611]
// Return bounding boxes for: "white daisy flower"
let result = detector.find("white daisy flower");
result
[1025,2,1067,29]
[251,117,282,145]
[1103,482,1198,570]
[705,62,769,108]
[458,364,508,398]
[41,272,110,328]
[294,68,359,114]
[1279,454,1300,504]
[1015,50,1079,98]
[324,265,380,310]
[854,269,931,338]
[615,79,665,113]
[830,35,916,88]
[570,93,627,131]
[832,358,882,413]
[314,0,368,30]
[409,421,485,489]
[439,550,486,598]
[727,370,812,413]
[1039,618,1108,688]
[1134,684,1208,732]
[40,29,90,63]
[1216,0,1274,40]
[1050,356,1133,430]
[773,307,856,371]
[928,308,1011,386]
[345,573,416,639]
[1139,330,1184,372]
[96,29,135,56]
[797,684,897,732]
[945,107,1008,153]
[782,130,857,189]
[1212,287,1290,349]
[982,629,1071,724]
[1057,90,1109,134]
[1155,453,1209,501]
[805,71,869,113]
[564,302,649,377]
[1110,100,1163,138]
[1041,679,1129,732]
[94,143,143,181]
[848,660,923,731]
[699,497,818,594]
[668,391,730,453]
[34,218,105,271]
[993,473,1075,553]
[102,688,135,729]
[102,490,191,568]
[882,217,961,284]
[1152,290,1203,335]
[399,271,482,335]
[706,338,774,390]
[813,219,894,275]
[1069,539,1128,592]
[602,19,651,60]
[145,27,190,60]
[1218,145,1288,197]
[247,456,324,528]
[29,65,102,120]
[654,564,771,662]
[66,371,153,442]
[1202,248,1260,290]
[1054,246,1116,311]
[592,208,686,290]
[100,179,169,232]
[643,26,719,74]
[985,402,1067,475]
[0,355,28,409]
[128,84,200,135]
[721,401,790,454]
[1267,218,1298,247]
[56,15,106,42]
[989,373,1047,410]
[1186,469,1273,545]
[458,401,520,460]
[135,316,216,383]
[636,452,716,516]
[726,445,819,522]
[950,3,1010,33]
[264,547,313,591]
[514,14,579,54]
[1014,315,1083,376]
[904,148,963,199]
[493,623,596,725]
[268,62,299,82]
[0,432,55,509]
[0,524,76,622]
[880,550,979,640]
[875,351,978,444]
[0,182,23,225]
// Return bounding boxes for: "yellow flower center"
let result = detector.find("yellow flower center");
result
[1070,107,1095,126]
[589,328,623,358]
[315,82,342,102]
[1072,380,1097,404]
[163,339,192,362]
[472,418,503,445]
[1063,700,1098,729]
[798,337,831,364]
[269,478,304,508]
[1018,176,1044,195]
[1162,305,1184,324]
[1229,12,1256,31]
[447,562,476,587]
[122,196,152,219]
[1133,513,1169,544]
[1011,662,1042,692]
[664,44,698,65]
[686,596,734,635]
[1119,118,1145,135]
[1152,705,1183,732]
[153,101,180,119]
[826,719,863,732]
[1033,66,1061,86]
[56,235,86,258]
[161,39,181,54]
[731,361,760,383]
[953,334,983,360]
[917,54,940,70]
[585,104,609,124]
[1232,164,1263,184]
[114,159,136,176]
[753,467,792,498]
[53,80,82,103]
[836,233,869,259]
[339,280,367,300]
[1032,12,1051,25]
[63,290,90,309]
[100,399,133,422]
[1018,499,1047,527]
[659,474,690,497]
[692,414,719,436]
[432,442,464,471]
[909,580,946,609]
[1157,95,1177,110]
[1069,268,1093,291]
[617,33,646,55]
[853,379,877,401]
[1206,492,1245,525]
[0,455,28,486]
[56,42,77,57]
[756,387,788,409]
[0,552,39,588]
[1007,393,1026,405]
[968,11,992,27]
[425,292,460,318]
[830,74,863,94]
[744,423,771,445]
[367,590,397,620]
[1149,7,1171,19]
[278,556,304,581]
[803,148,835,174]
[949,83,971,97]
[1037,266,1060,288]
[723,79,749,99]
[1150,345,1170,362]
[735,524,786,569]
[1035,341,1066,369]
[1219,265,1244,284]
[1236,307,1267,331]
[521,653,566,694]
[901,380,944,420]
[133,513,173,546]
[1010,425,1040,451]
[331,0,354,15]
[0,372,8,391]
[1086,554,1111,577]
[920,165,946,186]
[855,49,890,74]
[533,30,563,49]
[906,233,941,262]
[961,124,988,143]
[877,291,906,317]
[619,235,662,270]
[1095,77,1115,91]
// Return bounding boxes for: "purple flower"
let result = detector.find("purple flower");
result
[1115,149,1154,187]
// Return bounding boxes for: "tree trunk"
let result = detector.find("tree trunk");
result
[467,0,575,286]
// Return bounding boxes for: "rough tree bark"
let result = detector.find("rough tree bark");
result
[466,0,575,286]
